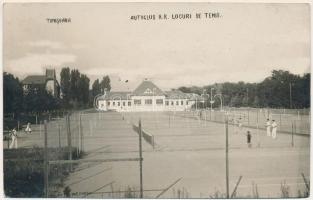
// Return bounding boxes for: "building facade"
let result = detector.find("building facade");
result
[96,80,201,112]
[22,69,60,98]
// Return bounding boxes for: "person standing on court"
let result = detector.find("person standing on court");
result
[266,119,271,136]
[271,120,278,139]
[246,130,252,148]
[238,117,243,133]
[9,128,18,149]
[25,122,32,134]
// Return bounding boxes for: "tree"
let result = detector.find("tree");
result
[70,69,81,104]
[92,79,101,97]
[78,74,90,106]
[100,75,111,92]
[178,70,310,108]
[252,96,260,107]
[60,67,71,108]
[3,72,23,115]
[23,85,60,113]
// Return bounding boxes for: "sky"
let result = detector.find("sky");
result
[3,3,310,91]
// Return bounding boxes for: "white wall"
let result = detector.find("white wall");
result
[97,97,196,112]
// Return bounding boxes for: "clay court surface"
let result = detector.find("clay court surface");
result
[10,110,310,198]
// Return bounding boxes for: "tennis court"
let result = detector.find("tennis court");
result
[7,110,309,198]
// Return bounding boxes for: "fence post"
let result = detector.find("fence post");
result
[225,114,229,198]
[279,113,282,131]
[247,109,250,126]
[17,120,20,131]
[291,122,294,147]
[256,110,259,129]
[44,120,49,197]
[169,114,170,128]
[36,115,38,125]
[210,110,212,121]
[39,121,42,137]
[58,121,61,149]
[67,115,72,171]
[138,119,143,198]
[80,114,83,154]
[7,135,10,148]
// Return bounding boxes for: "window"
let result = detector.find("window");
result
[128,101,131,106]
[101,104,104,107]
[187,101,189,105]
[134,99,141,105]
[107,101,110,106]
[181,101,184,105]
[145,99,152,105]
[123,102,125,106]
[156,99,163,105]
[118,102,120,106]
[171,101,174,106]
[165,101,169,106]
[113,102,115,106]
[144,88,153,94]
[176,101,179,105]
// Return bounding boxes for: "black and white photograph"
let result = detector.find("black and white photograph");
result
[2,2,311,198]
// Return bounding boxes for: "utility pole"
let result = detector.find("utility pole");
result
[210,88,215,111]
[225,114,230,198]
[138,119,143,198]
[44,120,49,198]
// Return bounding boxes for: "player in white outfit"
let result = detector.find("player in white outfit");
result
[25,122,32,134]
[271,120,277,139]
[9,128,18,149]
[266,119,271,136]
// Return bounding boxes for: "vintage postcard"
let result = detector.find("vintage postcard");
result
[2,2,310,198]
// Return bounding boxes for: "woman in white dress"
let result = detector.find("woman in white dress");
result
[9,128,18,149]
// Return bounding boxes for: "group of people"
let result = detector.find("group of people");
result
[266,119,278,139]
[8,122,32,149]
[233,117,278,148]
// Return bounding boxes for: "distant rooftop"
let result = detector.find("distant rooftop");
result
[22,75,46,85]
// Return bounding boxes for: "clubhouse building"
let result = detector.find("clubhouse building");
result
[96,80,201,112]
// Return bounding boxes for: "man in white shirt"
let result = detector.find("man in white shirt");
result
[266,119,271,136]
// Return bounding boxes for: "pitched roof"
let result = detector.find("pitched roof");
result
[164,90,190,99]
[22,75,47,85]
[98,91,132,100]
[133,80,164,96]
